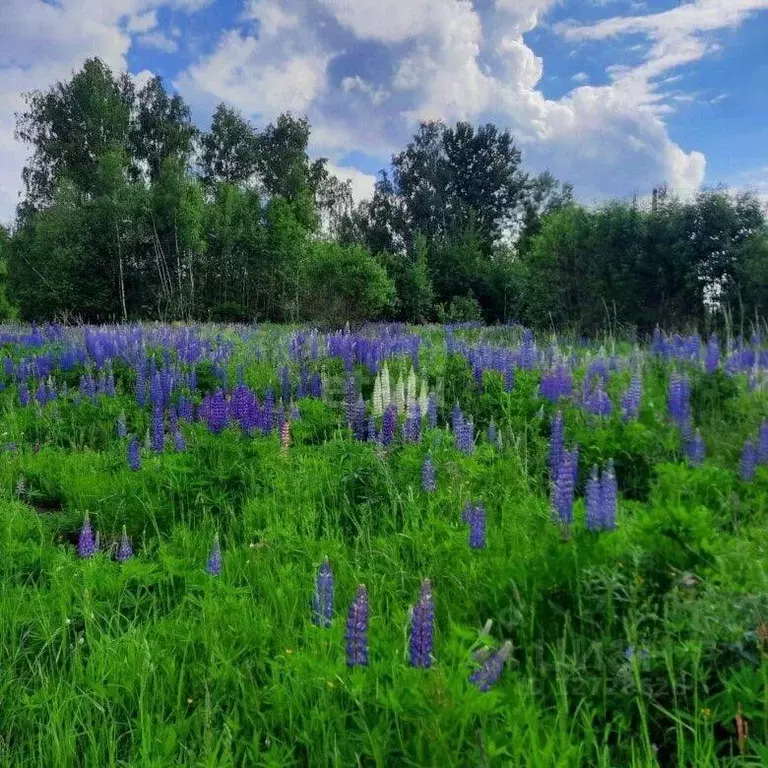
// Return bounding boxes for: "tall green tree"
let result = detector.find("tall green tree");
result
[15,58,133,211]
[200,104,260,188]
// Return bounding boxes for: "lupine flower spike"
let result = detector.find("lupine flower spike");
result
[312,557,334,628]
[206,534,222,576]
[462,502,486,549]
[422,455,436,492]
[345,584,369,667]
[78,512,96,559]
[470,640,513,692]
[127,436,141,471]
[409,580,435,668]
[116,525,133,562]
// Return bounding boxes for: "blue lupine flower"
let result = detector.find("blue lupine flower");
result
[151,406,164,454]
[19,384,30,406]
[403,403,421,444]
[312,557,334,628]
[409,580,435,668]
[381,403,397,447]
[206,390,228,434]
[116,413,127,439]
[426,393,438,428]
[78,512,96,558]
[173,429,186,452]
[451,402,464,435]
[600,463,618,530]
[668,373,691,427]
[462,502,486,549]
[470,640,512,692]
[741,439,757,481]
[116,525,133,562]
[456,419,474,455]
[553,449,576,525]
[549,411,564,479]
[351,396,367,441]
[127,437,141,471]
[345,584,369,667]
[422,456,436,492]
[585,465,601,532]
[206,534,222,576]
[621,373,642,421]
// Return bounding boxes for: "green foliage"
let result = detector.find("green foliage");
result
[300,241,396,327]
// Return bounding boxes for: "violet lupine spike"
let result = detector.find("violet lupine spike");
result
[409,579,435,669]
[549,411,564,479]
[585,465,601,532]
[403,403,422,444]
[462,502,486,549]
[151,405,164,454]
[553,449,576,526]
[312,557,334,628]
[116,525,133,562]
[206,534,222,576]
[600,465,618,530]
[381,403,397,447]
[78,512,96,559]
[127,436,141,471]
[173,429,186,452]
[621,373,642,421]
[451,402,464,435]
[741,439,758,481]
[345,584,370,668]
[422,456,436,492]
[469,640,513,692]
[456,419,474,455]
[426,393,438,428]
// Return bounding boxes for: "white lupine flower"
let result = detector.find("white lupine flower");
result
[372,372,383,417]
[381,361,391,407]
[393,375,405,414]
[418,380,428,415]
[406,367,417,410]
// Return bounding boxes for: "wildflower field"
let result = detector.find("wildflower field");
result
[0,322,767,767]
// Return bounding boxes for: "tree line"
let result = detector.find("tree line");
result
[0,57,765,332]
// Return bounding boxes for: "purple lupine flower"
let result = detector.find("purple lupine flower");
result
[173,429,186,452]
[685,429,705,467]
[151,406,164,454]
[312,557,334,628]
[35,380,46,405]
[456,419,474,455]
[504,365,515,393]
[206,534,222,576]
[351,396,367,441]
[668,374,690,427]
[422,456,436,492]
[409,580,435,668]
[19,384,30,406]
[116,413,127,439]
[381,403,397,447]
[553,449,576,525]
[206,390,228,434]
[621,373,642,421]
[549,411,564,479]
[600,463,618,530]
[116,525,133,562]
[462,502,486,549]
[403,403,422,444]
[585,466,601,532]
[470,640,513,692]
[426,393,438,428]
[78,512,96,558]
[345,584,369,667]
[451,402,464,435]
[759,421,768,464]
[741,439,758,481]
[705,335,719,373]
[585,380,612,417]
[127,437,141,471]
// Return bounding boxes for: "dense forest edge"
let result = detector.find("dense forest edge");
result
[0,57,765,332]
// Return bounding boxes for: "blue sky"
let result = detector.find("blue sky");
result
[1,0,767,220]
